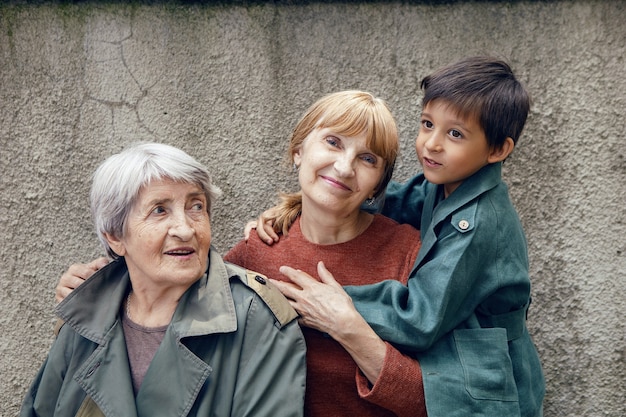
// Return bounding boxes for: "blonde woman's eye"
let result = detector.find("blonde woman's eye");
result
[325,136,340,147]
[361,154,378,165]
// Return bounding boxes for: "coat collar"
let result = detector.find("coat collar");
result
[431,162,502,225]
[56,247,238,344]
[415,163,503,268]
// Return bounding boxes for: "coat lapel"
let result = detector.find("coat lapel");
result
[413,163,503,270]
[58,249,240,417]
[73,322,138,417]
[135,328,212,417]
[135,249,237,416]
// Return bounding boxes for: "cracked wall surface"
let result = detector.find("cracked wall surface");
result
[1,1,624,416]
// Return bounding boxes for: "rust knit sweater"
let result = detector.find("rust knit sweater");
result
[225,214,427,417]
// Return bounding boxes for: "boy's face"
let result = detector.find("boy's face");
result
[416,100,494,197]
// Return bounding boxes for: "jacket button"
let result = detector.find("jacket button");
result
[458,220,470,230]
[255,275,267,285]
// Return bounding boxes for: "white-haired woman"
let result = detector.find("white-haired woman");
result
[21,143,306,417]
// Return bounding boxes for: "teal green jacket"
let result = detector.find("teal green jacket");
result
[21,249,306,417]
[345,163,545,417]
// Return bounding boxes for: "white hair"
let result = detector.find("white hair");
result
[90,142,221,259]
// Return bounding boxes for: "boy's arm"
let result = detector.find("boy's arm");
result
[379,174,429,230]
[345,200,531,352]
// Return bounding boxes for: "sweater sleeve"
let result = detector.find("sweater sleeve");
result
[355,342,427,417]
[223,239,246,266]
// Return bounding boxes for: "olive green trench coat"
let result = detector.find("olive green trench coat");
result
[21,249,306,417]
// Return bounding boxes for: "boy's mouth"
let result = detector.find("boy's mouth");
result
[422,157,442,167]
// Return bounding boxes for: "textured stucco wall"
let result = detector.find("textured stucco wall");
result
[1,1,624,415]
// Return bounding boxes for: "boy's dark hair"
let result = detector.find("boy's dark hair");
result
[421,56,531,148]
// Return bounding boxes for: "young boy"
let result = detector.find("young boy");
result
[275,56,544,417]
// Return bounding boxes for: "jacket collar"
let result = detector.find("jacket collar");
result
[56,247,238,344]
[430,162,502,225]
[416,163,503,268]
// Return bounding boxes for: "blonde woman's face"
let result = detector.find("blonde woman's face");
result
[294,127,384,217]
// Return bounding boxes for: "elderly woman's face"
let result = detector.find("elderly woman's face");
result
[106,178,211,290]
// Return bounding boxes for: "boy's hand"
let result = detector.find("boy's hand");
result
[55,257,109,303]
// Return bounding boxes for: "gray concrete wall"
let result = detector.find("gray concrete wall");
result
[1,1,624,415]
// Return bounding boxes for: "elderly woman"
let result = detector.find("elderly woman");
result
[21,143,306,417]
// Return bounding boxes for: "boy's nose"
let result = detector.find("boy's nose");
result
[425,133,443,152]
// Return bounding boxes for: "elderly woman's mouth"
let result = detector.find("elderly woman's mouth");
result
[165,248,196,256]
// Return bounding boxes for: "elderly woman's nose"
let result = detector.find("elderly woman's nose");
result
[168,211,194,239]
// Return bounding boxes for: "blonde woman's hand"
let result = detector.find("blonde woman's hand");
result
[55,257,109,303]
[244,207,281,245]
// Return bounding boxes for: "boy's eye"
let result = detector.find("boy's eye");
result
[449,129,463,139]
[422,120,433,129]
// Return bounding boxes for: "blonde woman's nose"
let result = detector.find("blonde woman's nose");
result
[333,154,356,177]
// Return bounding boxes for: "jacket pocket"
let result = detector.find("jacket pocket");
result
[454,328,518,401]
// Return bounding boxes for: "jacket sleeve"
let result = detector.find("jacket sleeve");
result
[380,174,430,230]
[345,194,531,352]
[20,327,79,417]
[231,294,307,417]
[355,342,427,417]
[20,359,48,417]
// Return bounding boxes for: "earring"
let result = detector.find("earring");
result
[293,163,299,172]
[365,197,375,206]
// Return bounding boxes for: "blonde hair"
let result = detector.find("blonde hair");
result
[274,90,398,235]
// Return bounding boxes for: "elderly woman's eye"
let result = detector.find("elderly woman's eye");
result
[152,206,166,215]
[191,202,204,211]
